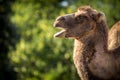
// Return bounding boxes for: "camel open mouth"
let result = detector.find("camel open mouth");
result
[54,22,67,38]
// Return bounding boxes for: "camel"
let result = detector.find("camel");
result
[53,6,120,80]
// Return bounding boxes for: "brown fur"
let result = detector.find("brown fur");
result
[54,6,120,80]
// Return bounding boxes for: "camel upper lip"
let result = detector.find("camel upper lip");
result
[53,20,63,27]
[54,22,60,27]
[54,21,68,30]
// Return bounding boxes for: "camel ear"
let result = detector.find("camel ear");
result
[95,12,108,40]
[96,12,105,23]
[91,12,105,23]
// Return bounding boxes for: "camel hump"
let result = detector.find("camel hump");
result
[108,21,120,50]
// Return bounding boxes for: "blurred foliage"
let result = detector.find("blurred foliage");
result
[7,0,120,80]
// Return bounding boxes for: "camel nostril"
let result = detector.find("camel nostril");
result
[57,16,65,21]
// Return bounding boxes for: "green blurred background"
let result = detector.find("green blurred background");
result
[0,0,120,80]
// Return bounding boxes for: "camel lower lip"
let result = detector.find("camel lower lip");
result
[54,30,66,38]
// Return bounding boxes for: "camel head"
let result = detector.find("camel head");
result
[54,6,106,40]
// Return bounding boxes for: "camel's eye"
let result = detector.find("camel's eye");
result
[75,16,87,23]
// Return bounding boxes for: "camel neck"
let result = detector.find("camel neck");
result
[73,39,93,59]
[73,38,107,59]
[73,39,96,79]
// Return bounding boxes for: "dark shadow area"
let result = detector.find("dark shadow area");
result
[0,0,19,80]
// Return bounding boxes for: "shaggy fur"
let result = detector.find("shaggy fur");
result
[54,6,120,80]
